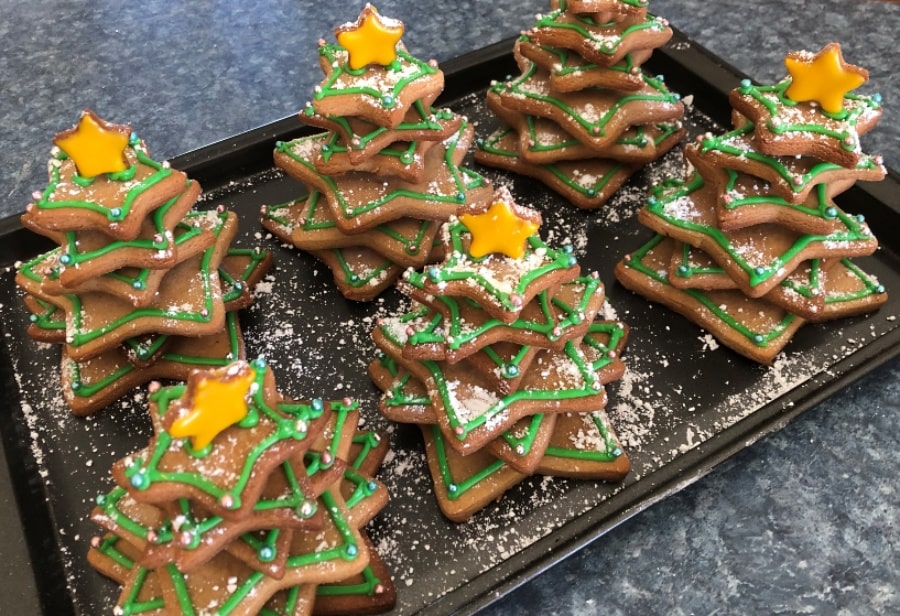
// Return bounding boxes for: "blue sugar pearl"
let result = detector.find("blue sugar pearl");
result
[59,254,72,265]
[259,546,275,562]
[753,334,765,344]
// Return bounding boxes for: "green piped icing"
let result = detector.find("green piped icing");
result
[313,43,439,110]
[121,567,166,615]
[477,126,627,199]
[151,489,358,615]
[490,60,679,138]
[302,100,454,150]
[532,8,668,57]
[30,246,267,363]
[377,322,605,441]
[348,431,383,471]
[622,234,797,347]
[430,424,507,500]
[520,40,641,81]
[735,77,881,153]
[263,191,433,257]
[36,135,174,223]
[303,398,357,480]
[674,243,826,302]
[396,274,602,353]
[275,120,488,221]
[64,310,240,399]
[516,110,680,157]
[341,467,380,510]
[94,463,311,562]
[328,247,396,289]
[316,564,384,598]
[644,173,873,288]
[218,247,269,305]
[122,358,325,511]
[20,209,208,288]
[19,209,232,350]
[376,349,548,454]
[824,258,886,304]
[673,241,726,279]
[544,410,622,462]
[377,354,430,410]
[54,181,192,273]
[696,121,883,192]
[557,0,648,10]
[720,169,839,221]
[285,489,359,567]
[25,297,66,334]
[320,129,419,166]
[258,586,305,616]
[402,218,579,315]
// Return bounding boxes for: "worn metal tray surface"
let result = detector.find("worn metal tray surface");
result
[0,31,898,615]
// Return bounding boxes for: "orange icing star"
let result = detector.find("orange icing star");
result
[169,361,257,450]
[335,4,404,71]
[784,43,868,114]
[53,110,132,178]
[459,194,541,259]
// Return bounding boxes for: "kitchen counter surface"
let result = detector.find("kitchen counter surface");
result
[0,1,897,614]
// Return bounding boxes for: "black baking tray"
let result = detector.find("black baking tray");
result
[1,29,898,615]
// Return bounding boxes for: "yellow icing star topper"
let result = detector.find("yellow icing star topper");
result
[459,189,541,259]
[53,109,132,178]
[784,43,868,114]
[335,4,404,71]
[169,361,258,450]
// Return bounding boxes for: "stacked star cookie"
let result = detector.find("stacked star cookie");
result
[15,111,272,415]
[369,188,630,521]
[475,0,684,209]
[88,359,396,615]
[615,44,888,364]
[262,5,492,300]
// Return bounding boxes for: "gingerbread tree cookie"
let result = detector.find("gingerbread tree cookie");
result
[615,44,888,364]
[262,5,492,301]
[88,359,396,615]
[15,110,272,415]
[475,0,685,209]
[370,188,631,521]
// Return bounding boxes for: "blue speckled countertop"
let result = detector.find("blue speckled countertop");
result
[1,1,897,614]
